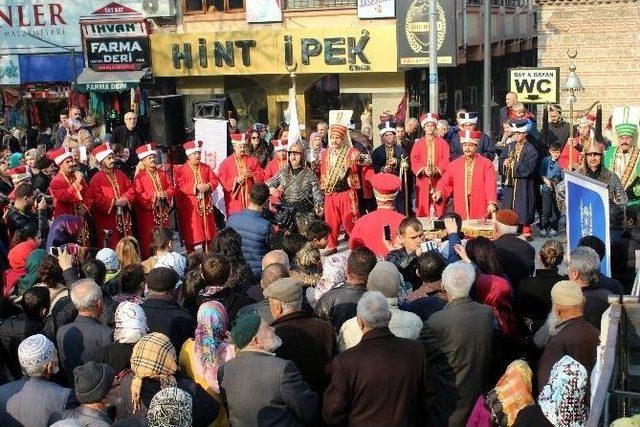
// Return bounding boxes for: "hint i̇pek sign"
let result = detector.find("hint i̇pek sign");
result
[150,26,398,76]
[508,67,560,104]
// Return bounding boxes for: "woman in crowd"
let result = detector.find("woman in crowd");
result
[113,264,146,304]
[4,227,39,298]
[291,242,323,289]
[45,214,85,251]
[212,228,256,294]
[33,255,68,313]
[142,227,174,273]
[92,301,148,373]
[13,248,47,299]
[116,236,142,268]
[246,126,272,169]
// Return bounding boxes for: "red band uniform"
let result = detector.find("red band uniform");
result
[48,148,90,218]
[133,144,175,258]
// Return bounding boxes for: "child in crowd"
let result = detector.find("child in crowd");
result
[539,142,564,237]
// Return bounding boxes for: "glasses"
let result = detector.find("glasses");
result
[251,136,259,140]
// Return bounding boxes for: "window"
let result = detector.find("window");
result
[183,0,244,14]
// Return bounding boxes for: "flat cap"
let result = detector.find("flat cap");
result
[263,278,302,303]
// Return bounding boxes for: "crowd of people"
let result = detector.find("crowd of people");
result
[0,93,638,426]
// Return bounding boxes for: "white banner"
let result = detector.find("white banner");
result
[0,55,20,84]
[357,0,395,19]
[0,0,174,54]
[195,118,228,217]
[245,0,282,23]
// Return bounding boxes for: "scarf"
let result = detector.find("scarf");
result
[130,332,178,413]
[193,301,232,394]
[114,301,148,344]
[16,249,47,296]
[538,355,589,426]
[46,214,84,250]
[8,239,38,269]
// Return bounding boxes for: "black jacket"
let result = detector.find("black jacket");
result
[186,287,255,324]
[141,296,196,354]
[515,269,567,323]
[314,282,366,333]
[494,234,536,289]
[273,311,337,396]
[386,249,420,290]
[90,341,134,374]
[0,314,44,381]
[582,283,610,330]
[4,205,48,240]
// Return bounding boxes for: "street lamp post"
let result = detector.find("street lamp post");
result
[561,50,584,171]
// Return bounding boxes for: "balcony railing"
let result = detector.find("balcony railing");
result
[466,0,529,6]
[283,0,356,10]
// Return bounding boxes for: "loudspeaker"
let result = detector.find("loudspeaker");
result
[148,95,185,147]
[194,98,228,120]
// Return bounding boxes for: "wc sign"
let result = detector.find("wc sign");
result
[508,67,560,104]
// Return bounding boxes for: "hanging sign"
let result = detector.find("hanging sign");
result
[85,36,150,71]
[358,0,395,19]
[508,67,560,104]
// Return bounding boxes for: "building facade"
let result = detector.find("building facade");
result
[537,0,640,119]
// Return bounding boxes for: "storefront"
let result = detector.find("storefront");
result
[150,24,405,144]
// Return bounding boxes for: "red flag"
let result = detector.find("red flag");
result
[394,93,408,124]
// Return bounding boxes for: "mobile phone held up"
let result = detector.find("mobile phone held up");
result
[432,220,446,230]
[383,224,391,241]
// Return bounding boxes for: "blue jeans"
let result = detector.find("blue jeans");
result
[540,185,560,230]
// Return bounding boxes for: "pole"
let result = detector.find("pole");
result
[482,0,491,138]
[568,96,574,171]
[71,47,77,89]
[428,0,438,114]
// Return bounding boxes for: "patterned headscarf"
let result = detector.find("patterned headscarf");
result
[96,248,119,272]
[538,355,590,426]
[147,387,192,427]
[194,301,232,394]
[9,152,23,168]
[486,359,534,426]
[130,333,178,413]
[114,301,148,344]
[252,123,267,133]
[156,252,186,279]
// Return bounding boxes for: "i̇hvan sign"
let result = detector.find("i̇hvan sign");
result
[508,67,560,104]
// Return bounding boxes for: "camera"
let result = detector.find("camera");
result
[34,190,53,204]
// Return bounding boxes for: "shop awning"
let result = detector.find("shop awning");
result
[19,53,85,84]
[75,68,151,92]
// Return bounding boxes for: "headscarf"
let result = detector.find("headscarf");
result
[147,387,192,427]
[314,251,348,303]
[486,359,534,426]
[130,332,178,413]
[45,214,84,250]
[9,152,23,168]
[252,123,267,133]
[96,248,119,272]
[156,252,186,279]
[114,301,148,344]
[193,301,232,393]
[8,239,38,269]
[538,355,589,426]
[16,249,47,295]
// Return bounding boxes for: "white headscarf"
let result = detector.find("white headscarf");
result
[155,252,186,279]
[114,301,148,344]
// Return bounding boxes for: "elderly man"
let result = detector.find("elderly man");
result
[48,362,115,426]
[411,112,450,217]
[499,119,539,238]
[56,279,113,384]
[88,143,135,248]
[604,114,640,205]
[56,106,82,148]
[315,247,377,332]
[338,261,422,351]
[420,261,494,427]
[449,111,496,160]
[219,312,319,426]
[0,334,76,427]
[110,111,145,153]
[433,130,498,220]
[493,209,535,289]
[567,246,611,329]
[405,117,420,141]
[498,92,518,131]
[266,278,336,396]
[323,291,435,426]
[536,280,600,393]
[238,262,290,323]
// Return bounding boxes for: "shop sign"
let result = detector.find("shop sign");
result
[0,55,20,84]
[151,26,397,76]
[85,36,150,71]
[508,67,560,104]
[0,0,173,54]
[358,0,394,19]
[79,81,134,91]
[396,0,457,68]
[82,21,147,38]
